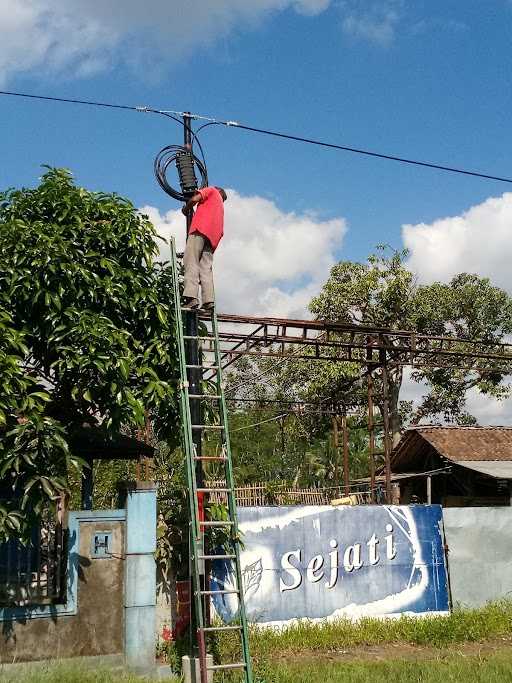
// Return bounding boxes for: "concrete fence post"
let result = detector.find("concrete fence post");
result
[124,481,157,672]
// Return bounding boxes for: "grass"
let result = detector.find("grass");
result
[4,654,512,683]
[169,601,512,680]
[209,600,512,666]
[4,603,512,682]
[0,661,152,683]
[244,600,512,657]
[252,653,512,683]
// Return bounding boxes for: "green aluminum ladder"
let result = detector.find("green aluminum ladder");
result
[170,237,253,683]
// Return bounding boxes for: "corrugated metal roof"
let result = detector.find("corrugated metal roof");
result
[355,466,451,484]
[454,460,512,479]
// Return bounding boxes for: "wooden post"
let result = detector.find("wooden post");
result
[427,475,432,505]
[280,416,285,458]
[332,415,340,489]
[342,414,350,497]
[380,344,392,505]
[367,373,376,504]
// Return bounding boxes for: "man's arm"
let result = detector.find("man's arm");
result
[182,191,202,216]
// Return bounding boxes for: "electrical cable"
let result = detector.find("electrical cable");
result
[230,123,512,184]
[0,91,208,200]
[0,90,141,112]
[151,111,209,200]
[154,144,208,201]
[227,397,351,408]
[231,413,288,432]
[1,89,511,184]
[195,121,222,135]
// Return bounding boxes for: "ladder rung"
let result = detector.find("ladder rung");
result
[183,335,216,342]
[197,488,231,493]
[201,626,242,632]
[199,520,233,526]
[194,456,227,461]
[208,663,246,671]
[192,424,224,430]
[198,554,235,560]
[199,589,239,595]
[188,394,221,400]
[186,364,219,370]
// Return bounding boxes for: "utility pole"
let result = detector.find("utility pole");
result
[183,112,203,483]
[182,113,205,663]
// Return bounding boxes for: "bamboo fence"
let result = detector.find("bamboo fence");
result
[205,480,371,506]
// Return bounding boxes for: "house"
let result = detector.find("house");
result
[391,426,512,506]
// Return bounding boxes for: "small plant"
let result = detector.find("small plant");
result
[157,625,182,673]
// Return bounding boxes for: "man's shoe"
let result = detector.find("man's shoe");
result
[182,298,199,310]
[202,301,215,311]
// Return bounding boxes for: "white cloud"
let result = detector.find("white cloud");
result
[401,195,512,425]
[0,1,117,84]
[465,386,512,426]
[403,192,512,291]
[399,369,512,427]
[340,0,403,46]
[0,0,331,84]
[141,189,346,318]
[410,18,468,36]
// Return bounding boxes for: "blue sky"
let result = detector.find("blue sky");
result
[2,0,512,423]
[1,0,511,267]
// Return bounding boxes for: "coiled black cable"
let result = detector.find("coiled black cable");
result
[153,145,208,201]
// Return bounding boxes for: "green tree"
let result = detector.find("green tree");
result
[309,247,512,439]
[0,168,178,539]
[225,247,512,484]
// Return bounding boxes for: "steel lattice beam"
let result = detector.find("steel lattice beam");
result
[200,312,512,372]
[198,312,512,507]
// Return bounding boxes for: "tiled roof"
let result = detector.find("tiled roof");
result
[412,426,512,462]
[391,426,512,473]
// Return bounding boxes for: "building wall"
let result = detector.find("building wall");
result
[0,511,125,663]
[443,506,512,607]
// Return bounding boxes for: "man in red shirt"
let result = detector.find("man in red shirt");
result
[181,186,227,310]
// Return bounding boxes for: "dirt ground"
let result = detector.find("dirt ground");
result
[273,637,512,664]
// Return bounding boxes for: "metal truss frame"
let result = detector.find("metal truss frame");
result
[200,312,512,505]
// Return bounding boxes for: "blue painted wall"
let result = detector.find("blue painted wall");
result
[211,505,449,626]
[124,485,157,671]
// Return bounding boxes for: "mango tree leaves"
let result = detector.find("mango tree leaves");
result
[0,168,179,539]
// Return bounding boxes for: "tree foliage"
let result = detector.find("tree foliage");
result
[0,168,178,539]
[224,246,512,485]
[311,246,512,428]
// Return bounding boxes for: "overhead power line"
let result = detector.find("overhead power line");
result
[233,123,512,184]
[231,413,288,432]
[0,90,142,112]
[1,89,511,184]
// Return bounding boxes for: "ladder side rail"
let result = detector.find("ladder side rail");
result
[170,237,207,675]
[170,237,203,546]
[211,305,254,683]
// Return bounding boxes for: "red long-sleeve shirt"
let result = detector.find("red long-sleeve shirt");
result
[189,186,224,251]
